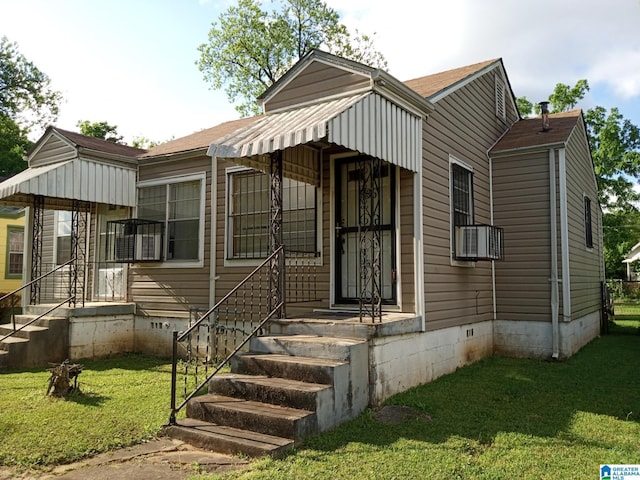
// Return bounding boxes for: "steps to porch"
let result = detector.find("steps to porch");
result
[164,333,369,458]
[0,314,69,370]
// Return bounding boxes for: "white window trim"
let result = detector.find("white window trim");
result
[136,172,206,268]
[224,166,322,268]
[449,155,476,267]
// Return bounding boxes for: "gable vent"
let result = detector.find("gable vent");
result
[495,75,506,120]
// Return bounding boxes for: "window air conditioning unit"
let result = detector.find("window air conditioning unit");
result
[135,233,162,261]
[455,225,503,261]
[112,233,162,262]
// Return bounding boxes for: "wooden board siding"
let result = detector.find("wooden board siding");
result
[564,129,604,320]
[30,135,75,167]
[263,62,370,113]
[422,68,515,330]
[129,155,212,317]
[493,151,552,321]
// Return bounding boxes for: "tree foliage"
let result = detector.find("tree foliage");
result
[0,36,61,129]
[517,80,640,277]
[197,0,387,116]
[76,120,123,143]
[0,115,31,177]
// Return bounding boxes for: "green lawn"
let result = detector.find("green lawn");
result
[1,322,639,480]
[0,354,172,468]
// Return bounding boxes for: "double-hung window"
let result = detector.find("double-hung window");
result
[6,226,24,278]
[137,174,205,263]
[584,195,593,249]
[227,169,318,260]
[450,159,475,261]
[56,211,72,265]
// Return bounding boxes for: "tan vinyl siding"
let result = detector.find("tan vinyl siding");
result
[399,168,415,312]
[129,155,212,317]
[493,151,552,321]
[422,68,512,330]
[264,62,371,113]
[564,129,603,320]
[30,135,75,167]
[214,155,331,315]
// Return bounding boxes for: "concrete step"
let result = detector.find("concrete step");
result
[208,373,333,411]
[250,334,367,361]
[186,393,316,440]
[0,323,48,340]
[163,417,294,458]
[231,352,348,385]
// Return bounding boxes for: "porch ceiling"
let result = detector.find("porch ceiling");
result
[0,158,137,208]
[208,92,423,173]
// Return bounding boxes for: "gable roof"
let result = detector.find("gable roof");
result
[404,59,500,100]
[140,117,261,158]
[48,127,146,158]
[490,110,582,153]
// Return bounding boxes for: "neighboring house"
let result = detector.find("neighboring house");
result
[622,242,640,280]
[0,206,25,294]
[0,50,604,403]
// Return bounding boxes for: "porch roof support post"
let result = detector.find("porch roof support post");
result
[30,195,44,305]
[270,150,284,318]
[359,156,382,323]
[70,200,89,308]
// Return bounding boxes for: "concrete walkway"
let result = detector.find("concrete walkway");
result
[0,438,249,480]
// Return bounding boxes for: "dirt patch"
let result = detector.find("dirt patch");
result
[372,405,432,425]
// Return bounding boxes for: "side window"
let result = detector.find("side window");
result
[584,196,593,249]
[451,163,474,229]
[6,227,24,278]
[137,176,204,262]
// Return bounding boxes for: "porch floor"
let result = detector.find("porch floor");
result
[274,311,422,340]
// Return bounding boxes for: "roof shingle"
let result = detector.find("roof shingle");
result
[491,110,582,153]
[52,127,147,157]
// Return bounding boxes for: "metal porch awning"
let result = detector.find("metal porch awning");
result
[208,92,423,173]
[0,158,137,208]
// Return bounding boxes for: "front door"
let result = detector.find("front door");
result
[335,156,396,305]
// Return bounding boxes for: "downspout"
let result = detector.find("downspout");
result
[415,157,425,330]
[489,154,497,321]
[559,148,571,324]
[549,148,560,359]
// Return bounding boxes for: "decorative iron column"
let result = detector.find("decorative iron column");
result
[269,150,284,318]
[358,156,382,322]
[70,200,89,307]
[30,195,44,305]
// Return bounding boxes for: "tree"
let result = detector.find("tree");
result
[76,120,123,143]
[131,136,160,149]
[197,0,387,116]
[0,115,31,177]
[0,36,61,129]
[517,80,640,278]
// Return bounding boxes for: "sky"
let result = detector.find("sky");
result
[1,0,639,145]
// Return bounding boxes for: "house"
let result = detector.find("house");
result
[0,206,25,294]
[622,242,640,280]
[0,50,605,455]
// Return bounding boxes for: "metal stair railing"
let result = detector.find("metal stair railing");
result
[0,259,76,339]
[169,245,285,425]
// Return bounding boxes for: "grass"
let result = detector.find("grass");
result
[0,354,172,468]
[1,321,639,479]
[206,322,640,480]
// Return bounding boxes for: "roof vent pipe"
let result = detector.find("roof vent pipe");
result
[539,101,550,131]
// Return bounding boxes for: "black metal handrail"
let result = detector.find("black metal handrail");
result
[0,297,72,342]
[0,259,75,334]
[169,245,285,424]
